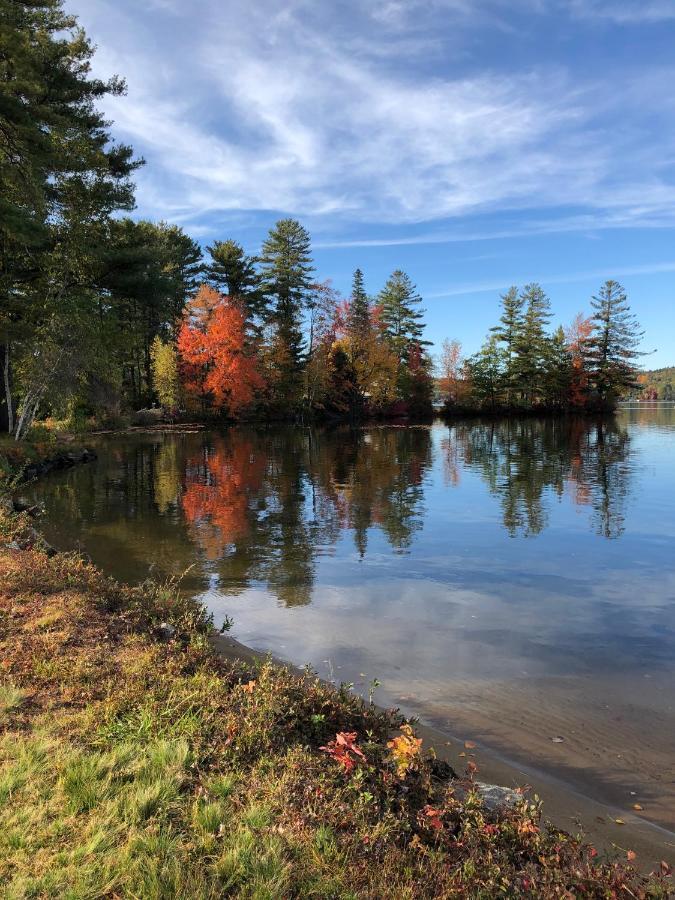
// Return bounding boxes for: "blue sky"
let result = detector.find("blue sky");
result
[74,0,675,365]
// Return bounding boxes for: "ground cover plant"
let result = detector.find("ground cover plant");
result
[0,503,671,898]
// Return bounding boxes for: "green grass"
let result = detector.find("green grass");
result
[0,504,670,898]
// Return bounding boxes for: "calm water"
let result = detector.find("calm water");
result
[28,408,675,825]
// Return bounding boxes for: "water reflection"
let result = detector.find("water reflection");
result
[443,418,631,538]
[177,428,432,605]
[30,415,655,604]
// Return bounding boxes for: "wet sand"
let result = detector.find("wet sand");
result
[211,633,675,870]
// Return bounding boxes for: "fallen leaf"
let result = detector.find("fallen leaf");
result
[627,850,637,862]
[464,741,477,749]
[551,736,565,743]
[458,751,466,757]
[614,818,625,826]
[660,860,672,876]
[632,803,643,811]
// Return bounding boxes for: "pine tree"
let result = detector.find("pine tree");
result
[205,239,263,322]
[490,286,524,404]
[259,219,314,405]
[347,269,370,341]
[378,270,429,366]
[543,326,572,408]
[586,280,644,407]
[466,336,506,409]
[512,283,552,404]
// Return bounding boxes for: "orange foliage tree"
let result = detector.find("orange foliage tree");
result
[177,285,265,417]
[565,313,593,407]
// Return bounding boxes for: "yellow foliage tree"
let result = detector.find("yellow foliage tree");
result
[150,336,179,410]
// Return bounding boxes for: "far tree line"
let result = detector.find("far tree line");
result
[438,279,645,414]
[1,0,647,439]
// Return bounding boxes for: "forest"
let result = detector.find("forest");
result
[1,0,647,440]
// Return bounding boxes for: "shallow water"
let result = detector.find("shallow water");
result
[28,407,675,828]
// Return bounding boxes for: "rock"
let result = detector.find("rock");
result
[157,622,176,640]
[473,783,521,812]
[430,757,458,781]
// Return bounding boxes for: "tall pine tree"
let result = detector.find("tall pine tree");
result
[512,283,552,405]
[490,286,524,405]
[586,280,644,406]
[259,219,314,406]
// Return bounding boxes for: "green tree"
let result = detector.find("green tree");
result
[0,0,139,435]
[377,270,431,406]
[586,280,644,407]
[466,336,506,409]
[347,269,370,343]
[205,239,263,322]
[259,219,314,406]
[490,286,524,404]
[662,383,674,402]
[543,326,572,408]
[512,283,552,404]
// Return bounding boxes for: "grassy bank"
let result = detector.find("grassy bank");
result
[0,505,670,898]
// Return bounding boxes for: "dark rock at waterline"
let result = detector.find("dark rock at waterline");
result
[430,757,459,782]
[12,497,44,517]
[22,447,97,480]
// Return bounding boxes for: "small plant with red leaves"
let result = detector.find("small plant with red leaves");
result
[320,731,366,773]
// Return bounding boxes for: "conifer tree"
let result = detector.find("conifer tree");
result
[586,280,644,406]
[206,239,263,321]
[490,286,524,404]
[259,219,314,405]
[378,271,429,366]
[513,283,552,404]
[347,269,370,341]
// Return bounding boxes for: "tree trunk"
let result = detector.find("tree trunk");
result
[1,343,13,434]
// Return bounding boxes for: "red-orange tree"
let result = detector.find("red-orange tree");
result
[177,285,265,417]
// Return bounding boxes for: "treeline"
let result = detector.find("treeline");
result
[438,281,645,414]
[160,228,434,422]
[2,1,646,439]
[1,3,433,435]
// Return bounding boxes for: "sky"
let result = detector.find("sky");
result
[72,0,675,365]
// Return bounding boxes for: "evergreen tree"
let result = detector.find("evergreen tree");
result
[543,326,572,408]
[490,286,524,404]
[512,283,552,404]
[378,271,428,367]
[586,281,644,407]
[205,239,263,321]
[466,336,506,409]
[347,269,370,340]
[259,219,314,405]
[1,0,140,435]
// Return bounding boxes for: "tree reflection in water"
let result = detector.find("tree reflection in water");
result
[441,417,631,539]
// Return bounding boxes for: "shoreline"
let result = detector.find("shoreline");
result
[212,633,675,869]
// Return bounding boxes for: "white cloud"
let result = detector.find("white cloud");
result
[72,0,675,230]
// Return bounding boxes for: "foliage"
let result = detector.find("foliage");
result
[177,287,265,418]
[150,336,180,411]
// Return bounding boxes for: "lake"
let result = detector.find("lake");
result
[28,407,675,830]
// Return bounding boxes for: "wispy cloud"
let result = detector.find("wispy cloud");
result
[427,261,675,298]
[73,0,675,233]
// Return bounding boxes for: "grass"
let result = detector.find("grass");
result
[0,502,671,898]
